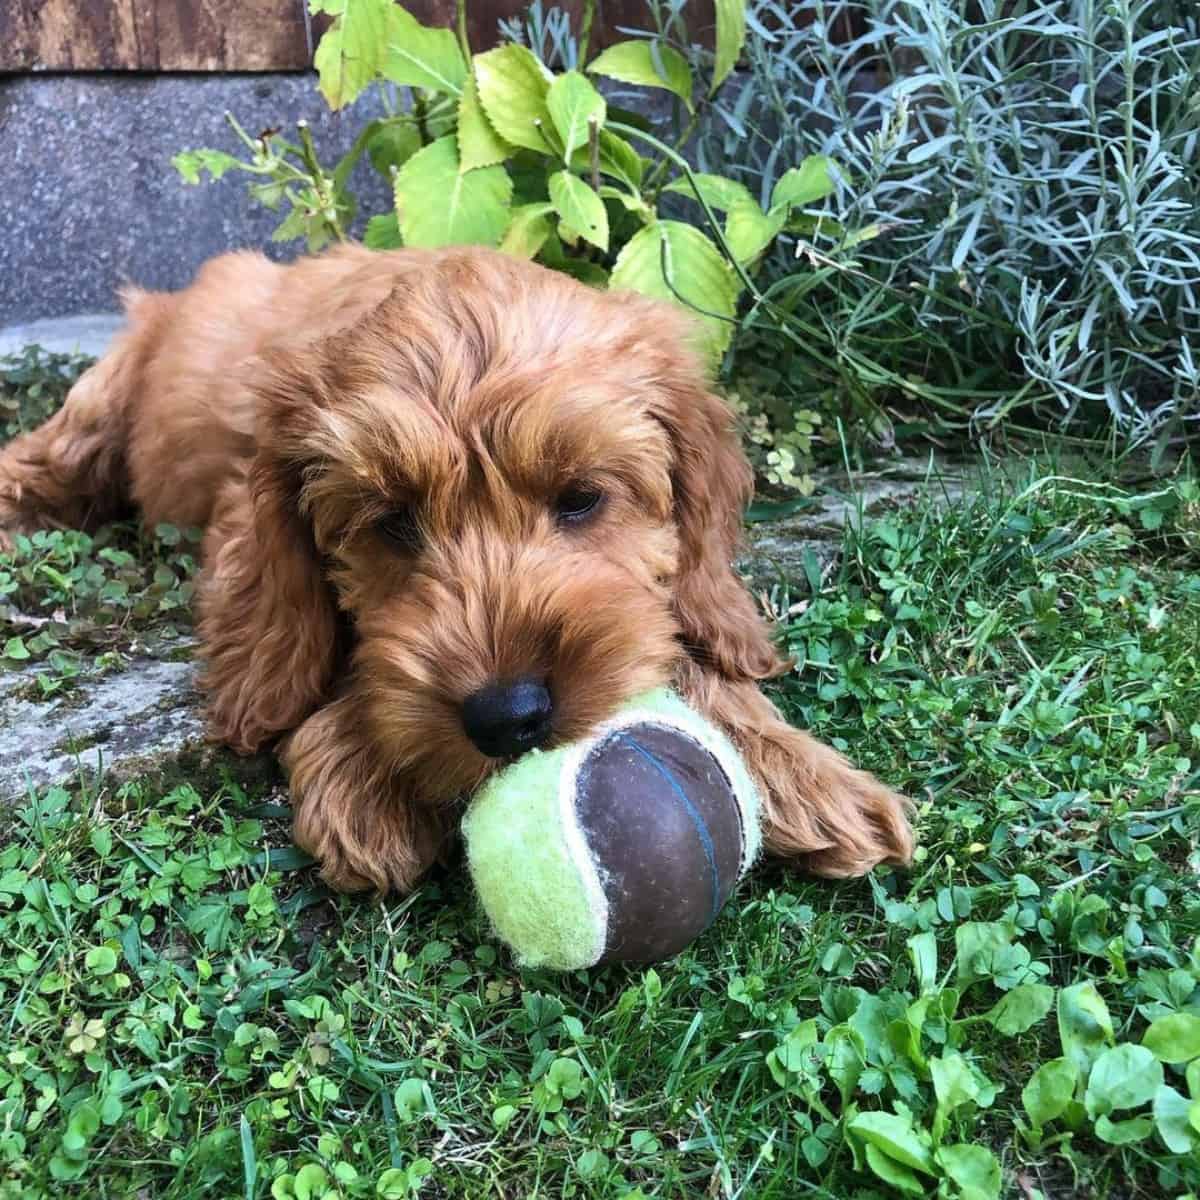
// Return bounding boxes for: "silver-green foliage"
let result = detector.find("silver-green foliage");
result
[699,0,1200,443]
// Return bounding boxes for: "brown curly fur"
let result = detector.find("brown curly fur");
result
[0,244,914,893]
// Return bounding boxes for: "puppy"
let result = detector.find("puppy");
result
[0,245,913,892]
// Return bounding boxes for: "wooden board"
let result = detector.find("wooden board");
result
[0,0,719,72]
[404,0,717,54]
[0,0,314,71]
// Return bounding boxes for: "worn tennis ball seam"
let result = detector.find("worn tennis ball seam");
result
[617,731,723,927]
[586,691,762,878]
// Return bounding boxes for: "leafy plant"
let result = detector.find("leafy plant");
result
[173,0,842,360]
[1,346,91,440]
[0,525,199,677]
[692,0,1200,449]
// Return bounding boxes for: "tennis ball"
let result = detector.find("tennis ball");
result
[462,688,761,970]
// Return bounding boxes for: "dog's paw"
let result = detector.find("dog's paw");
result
[282,702,447,897]
[745,716,915,877]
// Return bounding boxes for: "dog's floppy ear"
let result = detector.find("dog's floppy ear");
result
[652,359,790,682]
[198,352,340,753]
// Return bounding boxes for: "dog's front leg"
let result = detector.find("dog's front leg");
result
[281,695,450,895]
[676,660,915,878]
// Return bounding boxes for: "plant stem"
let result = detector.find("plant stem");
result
[643,107,703,194]
[456,0,470,60]
[413,91,430,145]
[296,119,347,242]
[588,117,601,192]
[578,0,596,66]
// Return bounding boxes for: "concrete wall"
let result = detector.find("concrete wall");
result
[0,73,391,324]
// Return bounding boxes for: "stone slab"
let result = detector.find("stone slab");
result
[0,653,205,800]
[0,313,124,360]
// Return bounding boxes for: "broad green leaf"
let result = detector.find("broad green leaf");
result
[173,148,241,184]
[84,946,118,976]
[712,0,746,93]
[381,5,466,96]
[499,203,555,259]
[609,220,739,360]
[1085,1044,1163,1118]
[847,1112,935,1175]
[394,136,513,248]
[293,1161,329,1200]
[473,45,557,154]
[599,185,653,222]
[1057,981,1114,1078]
[366,123,421,178]
[954,921,1018,989]
[101,1081,127,1125]
[664,172,756,213]
[908,931,938,996]
[891,996,934,1074]
[771,155,838,210]
[935,1144,1001,1200]
[765,1019,819,1086]
[1143,1012,1200,1064]
[547,70,606,164]
[1021,1057,1077,1129]
[1154,1085,1200,1154]
[863,1144,925,1196]
[364,212,402,249]
[1095,1114,1154,1145]
[311,0,394,110]
[825,1025,866,1106]
[394,1077,427,1122]
[597,132,644,189]
[4,637,30,661]
[68,1100,101,1142]
[571,131,645,190]
[458,71,511,171]
[931,1053,995,1142]
[546,1056,583,1098]
[549,172,608,252]
[985,983,1055,1036]
[588,40,694,113]
[725,197,784,263]
[576,1149,609,1180]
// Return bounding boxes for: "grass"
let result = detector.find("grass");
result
[2,351,1200,1199]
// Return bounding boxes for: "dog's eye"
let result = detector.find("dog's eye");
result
[376,507,422,552]
[554,484,604,526]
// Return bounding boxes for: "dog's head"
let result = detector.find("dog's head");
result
[205,248,784,802]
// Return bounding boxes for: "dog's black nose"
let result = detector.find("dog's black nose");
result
[462,678,554,758]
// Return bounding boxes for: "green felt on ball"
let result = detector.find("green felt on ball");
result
[462,688,761,970]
